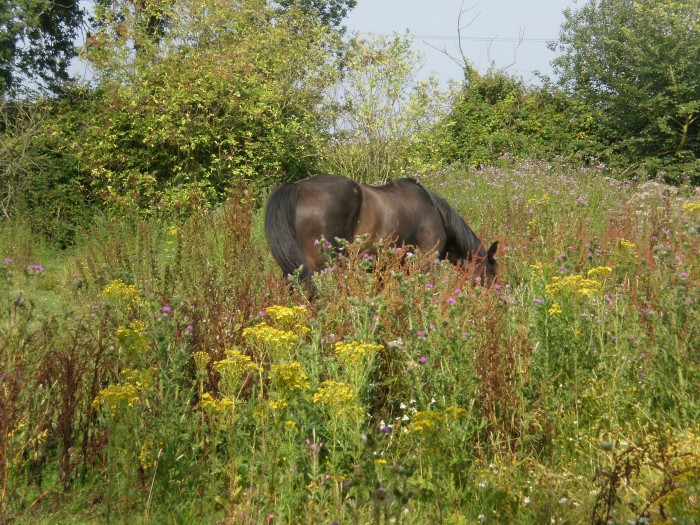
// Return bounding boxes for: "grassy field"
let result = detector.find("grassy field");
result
[1,162,699,524]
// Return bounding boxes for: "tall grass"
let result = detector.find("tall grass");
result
[1,162,698,524]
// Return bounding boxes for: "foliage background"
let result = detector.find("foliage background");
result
[0,0,699,522]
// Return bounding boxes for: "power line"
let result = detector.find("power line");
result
[355,31,555,43]
[415,35,555,43]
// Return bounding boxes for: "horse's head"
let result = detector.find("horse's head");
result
[463,241,498,287]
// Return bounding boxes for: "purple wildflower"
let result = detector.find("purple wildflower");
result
[419,356,428,365]
[533,297,544,304]
[446,297,457,305]
[453,288,462,295]
[681,272,688,278]
[662,228,670,235]
[258,310,265,317]
[416,330,425,339]
[494,284,502,291]
[161,305,172,314]
[322,241,331,249]
[27,264,45,272]
[3,258,11,265]
[186,325,194,333]
[426,283,434,290]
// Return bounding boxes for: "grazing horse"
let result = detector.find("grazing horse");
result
[264,174,498,286]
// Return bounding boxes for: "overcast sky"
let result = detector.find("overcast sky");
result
[345,0,579,84]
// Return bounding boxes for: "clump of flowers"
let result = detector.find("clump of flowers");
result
[269,361,311,411]
[200,392,235,414]
[527,193,550,208]
[548,302,562,316]
[312,380,363,417]
[271,362,310,395]
[530,261,545,276]
[545,268,611,297]
[408,410,446,435]
[682,201,700,214]
[264,305,308,331]
[587,266,613,280]
[214,348,260,395]
[242,323,301,355]
[334,341,382,366]
[114,320,150,355]
[192,351,211,372]
[102,279,145,307]
[93,368,153,417]
[615,239,637,258]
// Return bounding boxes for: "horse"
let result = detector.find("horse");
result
[264,174,498,287]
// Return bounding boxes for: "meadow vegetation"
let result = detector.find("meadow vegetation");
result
[1,0,699,522]
[1,161,698,523]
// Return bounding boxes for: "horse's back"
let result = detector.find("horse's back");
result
[356,178,446,253]
[294,175,363,270]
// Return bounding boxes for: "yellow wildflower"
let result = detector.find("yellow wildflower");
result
[264,305,308,330]
[443,406,467,420]
[102,279,144,307]
[587,266,613,280]
[546,275,602,296]
[200,392,235,413]
[92,368,152,416]
[409,411,445,434]
[615,239,637,259]
[548,303,562,316]
[115,320,150,354]
[312,380,363,417]
[192,351,211,372]
[214,348,260,393]
[334,341,382,365]
[242,322,300,352]
[269,399,290,411]
[271,362,310,394]
[527,194,550,207]
[682,201,700,214]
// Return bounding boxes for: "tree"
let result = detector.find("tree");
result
[71,0,340,213]
[551,0,700,175]
[321,33,449,182]
[275,0,356,28]
[435,72,599,168]
[0,0,84,96]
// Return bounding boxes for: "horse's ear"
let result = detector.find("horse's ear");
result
[487,241,498,263]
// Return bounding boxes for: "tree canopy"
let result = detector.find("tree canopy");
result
[0,0,84,96]
[552,0,700,173]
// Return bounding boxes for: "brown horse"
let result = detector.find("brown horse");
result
[264,174,498,286]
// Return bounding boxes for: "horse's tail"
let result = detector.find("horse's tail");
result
[264,182,310,281]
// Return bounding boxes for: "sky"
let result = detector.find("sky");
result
[344,0,579,84]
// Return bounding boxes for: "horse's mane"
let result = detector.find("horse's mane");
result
[410,181,485,258]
